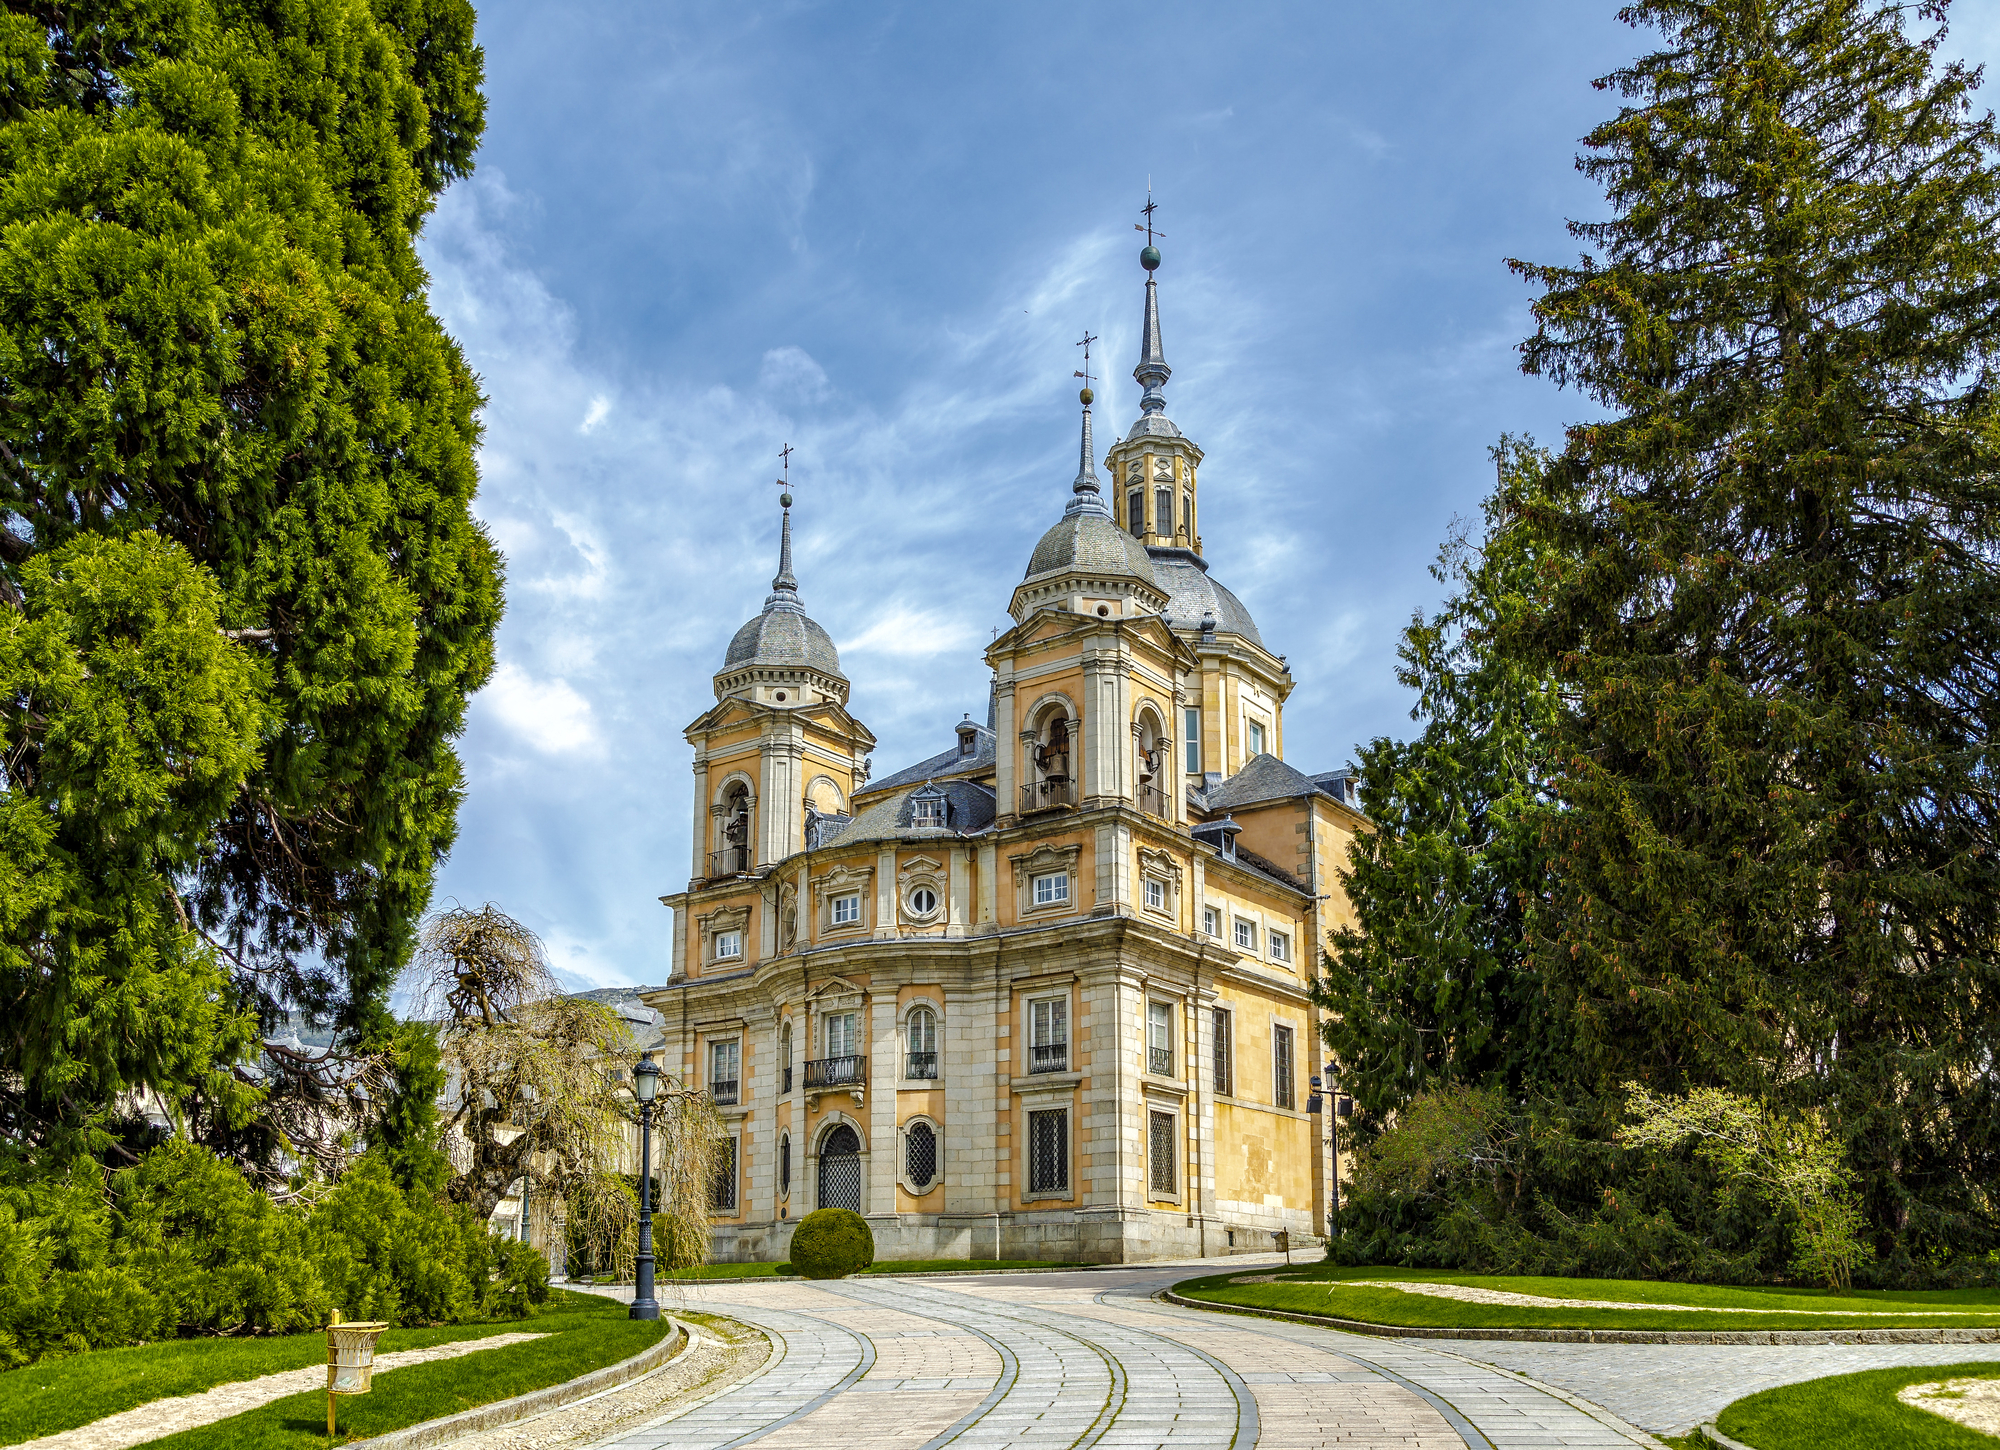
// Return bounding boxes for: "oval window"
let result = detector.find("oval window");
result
[910,886,938,916]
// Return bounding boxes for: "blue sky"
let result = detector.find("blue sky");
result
[419,1,2000,991]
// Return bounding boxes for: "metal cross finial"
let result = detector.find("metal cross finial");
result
[1136,186,1165,246]
[775,444,802,509]
[1073,331,1098,392]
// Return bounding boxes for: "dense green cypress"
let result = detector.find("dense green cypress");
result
[0,0,499,1162]
[1316,440,1564,1118]
[1508,0,2000,1266]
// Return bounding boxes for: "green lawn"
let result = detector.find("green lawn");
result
[0,1291,658,1449]
[657,1258,1090,1280]
[1706,1361,2000,1449]
[1171,1266,2000,1333]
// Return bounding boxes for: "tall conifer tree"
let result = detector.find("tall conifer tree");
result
[0,0,498,1161]
[1511,0,2000,1260]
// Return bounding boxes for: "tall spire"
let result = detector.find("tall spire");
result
[766,446,804,612]
[1065,332,1109,518]
[1135,191,1171,417]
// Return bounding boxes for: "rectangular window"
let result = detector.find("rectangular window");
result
[1029,1109,1068,1193]
[713,931,742,959]
[1144,877,1165,910]
[1274,1024,1295,1110]
[1184,708,1201,774]
[1128,490,1144,536]
[1030,996,1067,1073]
[1269,930,1291,963]
[710,1136,738,1211]
[1155,485,1173,535]
[1032,872,1069,907]
[709,1040,740,1104]
[1202,905,1221,937]
[911,795,944,826]
[1212,1007,1233,1096]
[1234,918,1256,951]
[1247,721,1266,757]
[825,1011,858,1058]
[1147,1000,1174,1077]
[831,894,862,926]
[1148,1109,1176,1196]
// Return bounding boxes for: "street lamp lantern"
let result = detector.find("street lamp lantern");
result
[629,1053,661,1321]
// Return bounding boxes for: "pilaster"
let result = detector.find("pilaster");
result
[868,990,896,1221]
[873,847,897,939]
[947,847,970,938]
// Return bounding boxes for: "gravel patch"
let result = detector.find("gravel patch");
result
[1899,1373,2000,1437]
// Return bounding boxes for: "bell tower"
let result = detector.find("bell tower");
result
[684,468,874,883]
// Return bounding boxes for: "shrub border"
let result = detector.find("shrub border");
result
[343,1319,687,1449]
[1158,1289,2000,1345]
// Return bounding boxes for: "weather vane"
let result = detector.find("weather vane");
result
[1135,183,1164,247]
[775,443,796,508]
[1073,331,1098,400]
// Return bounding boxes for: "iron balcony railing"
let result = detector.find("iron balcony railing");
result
[906,1050,938,1080]
[1029,1043,1068,1074]
[803,1055,865,1089]
[709,1078,739,1105]
[1135,781,1167,818]
[780,1067,793,1094]
[1020,778,1077,814]
[707,846,750,877]
[1148,1047,1174,1077]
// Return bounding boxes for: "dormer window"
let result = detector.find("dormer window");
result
[911,792,946,828]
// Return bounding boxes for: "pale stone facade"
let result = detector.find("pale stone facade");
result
[648,250,1368,1264]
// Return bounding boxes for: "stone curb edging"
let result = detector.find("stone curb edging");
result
[1697,1424,1759,1450]
[343,1319,687,1450]
[1157,1289,2000,1345]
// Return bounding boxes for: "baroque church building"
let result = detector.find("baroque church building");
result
[647,241,1369,1263]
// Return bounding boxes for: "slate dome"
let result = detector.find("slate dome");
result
[1024,511,1160,588]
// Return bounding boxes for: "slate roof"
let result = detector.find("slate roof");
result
[723,607,844,678]
[1024,510,1159,587]
[1150,554,1265,648]
[865,724,997,795]
[1189,754,1365,817]
[818,779,997,848]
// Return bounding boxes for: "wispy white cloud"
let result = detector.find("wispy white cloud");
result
[479,661,602,756]
[580,395,612,433]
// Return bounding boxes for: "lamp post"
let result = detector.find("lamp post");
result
[629,1053,661,1321]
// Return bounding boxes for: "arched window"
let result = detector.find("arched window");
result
[819,1124,862,1212]
[907,1007,938,1079]
[779,1021,793,1094]
[779,1131,791,1199]
[1181,490,1192,537]
[904,1120,939,1193]
[1128,489,1144,536]
[1155,486,1173,538]
[715,782,752,875]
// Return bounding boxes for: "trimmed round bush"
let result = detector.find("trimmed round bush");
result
[788,1209,874,1279]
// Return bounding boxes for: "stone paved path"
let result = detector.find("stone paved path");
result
[577,1261,2000,1448]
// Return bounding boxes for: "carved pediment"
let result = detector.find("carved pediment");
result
[897,855,945,884]
[697,903,752,934]
[808,974,863,1000]
[1137,845,1185,889]
[809,862,874,901]
[1008,840,1082,881]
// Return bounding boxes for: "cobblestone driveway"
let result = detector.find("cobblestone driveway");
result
[582,1261,2000,1449]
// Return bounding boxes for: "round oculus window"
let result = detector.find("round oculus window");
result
[775,691,786,701]
[909,886,938,916]
[1096,604,1110,616]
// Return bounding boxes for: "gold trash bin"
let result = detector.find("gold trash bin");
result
[325,1317,389,1433]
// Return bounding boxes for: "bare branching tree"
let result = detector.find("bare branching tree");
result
[406,905,722,1274]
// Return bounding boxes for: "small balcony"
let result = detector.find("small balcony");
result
[1136,780,1168,818]
[1148,1047,1174,1077]
[709,1078,740,1106]
[780,1067,793,1094]
[906,1050,938,1080]
[707,846,751,878]
[1020,778,1077,814]
[803,1055,866,1089]
[1029,1043,1069,1074]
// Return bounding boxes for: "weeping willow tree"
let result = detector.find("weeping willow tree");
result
[405,905,722,1275]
